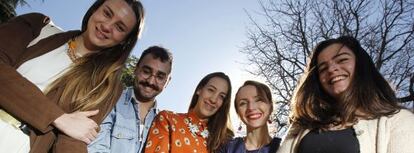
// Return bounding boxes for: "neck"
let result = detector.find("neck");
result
[76,35,99,56]
[192,109,209,122]
[138,100,155,110]
[136,99,155,123]
[244,126,272,150]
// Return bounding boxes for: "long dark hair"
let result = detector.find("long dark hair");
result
[291,36,400,129]
[46,0,145,110]
[188,72,234,152]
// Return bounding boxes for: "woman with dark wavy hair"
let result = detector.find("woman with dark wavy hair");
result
[277,36,414,153]
[145,72,234,153]
[0,0,144,152]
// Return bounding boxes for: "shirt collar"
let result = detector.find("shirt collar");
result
[131,90,158,113]
[187,110,208,127]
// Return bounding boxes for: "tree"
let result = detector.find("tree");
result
[242,0,414,136]
[0,0,28,23]
[121,55,138,87]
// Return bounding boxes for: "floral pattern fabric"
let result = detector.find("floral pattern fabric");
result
[145,110,209,153]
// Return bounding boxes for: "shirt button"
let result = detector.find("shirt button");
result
[117,133,122,138]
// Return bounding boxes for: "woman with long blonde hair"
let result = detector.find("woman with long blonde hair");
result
[0,0,145,152]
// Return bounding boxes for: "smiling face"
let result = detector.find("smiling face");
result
[134,54,171,102]
[82,0,137,51]
[193,77,229,120]
[317,43,356,99]
[235,85,272,129]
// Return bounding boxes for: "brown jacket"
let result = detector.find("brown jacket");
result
[0,13,121,153]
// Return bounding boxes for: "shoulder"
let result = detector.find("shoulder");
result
[15,13,51,30]
[284,123,306,139]
[15,12,48,22]
[271,137,282,145]
[157,110,180,121]
[158,110,176,116]
[27,18,64,47]
[386,109,414,123]
[115,88,133,104]
[121,88,132,98]
[221,137,244,152]
[228,137,244,144]
[269,137,282,151]
[385,109,414,130]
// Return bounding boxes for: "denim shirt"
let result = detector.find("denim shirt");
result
[88,87,159,153]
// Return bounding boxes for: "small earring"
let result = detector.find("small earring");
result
[238,122,242,131]
[268,119,272,124]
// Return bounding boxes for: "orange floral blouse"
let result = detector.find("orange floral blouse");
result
[144,110,209,153]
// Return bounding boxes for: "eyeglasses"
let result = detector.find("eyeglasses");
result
[137,67,168,85]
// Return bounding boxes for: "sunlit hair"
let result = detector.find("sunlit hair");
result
[188,72,234,153]
[290,36,400,129]
[136,45,173,72]
[45,0,145,111]
[234,80,273,114]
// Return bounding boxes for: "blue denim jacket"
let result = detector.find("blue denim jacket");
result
[88,87,158,153]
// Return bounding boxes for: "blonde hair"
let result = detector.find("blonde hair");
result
[45,58,122,110]
[45,0,145,111]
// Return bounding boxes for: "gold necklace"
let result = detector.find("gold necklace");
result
[67,38,80,63]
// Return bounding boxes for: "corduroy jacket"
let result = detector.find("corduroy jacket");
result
[0,13,121,153]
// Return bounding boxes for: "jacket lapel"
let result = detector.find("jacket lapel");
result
[15,30,81,68]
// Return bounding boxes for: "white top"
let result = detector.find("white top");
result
[16,22,72,91]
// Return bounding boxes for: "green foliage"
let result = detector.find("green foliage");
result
[0,0,32,23]
[0,1,17,23]
[121,55,139,87]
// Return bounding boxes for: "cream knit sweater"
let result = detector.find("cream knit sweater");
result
[277,109,414,153]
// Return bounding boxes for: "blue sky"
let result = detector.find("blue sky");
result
[16,0,266,132]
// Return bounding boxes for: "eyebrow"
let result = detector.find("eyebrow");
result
[238,95,258,101]
[142,65,167,76]
[318,52,352,68]
[104,5,114,16]
[207,85,217,90]
[104,5,128,30]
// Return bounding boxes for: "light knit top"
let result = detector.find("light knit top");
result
[277,109,414,153]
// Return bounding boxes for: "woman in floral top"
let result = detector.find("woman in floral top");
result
[144,72,234,153]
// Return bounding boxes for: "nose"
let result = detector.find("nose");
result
[146,74,157,85]
[100,23,111,33]
[247,101,256,110]
[209,94,219,104]
[327,62,339,73]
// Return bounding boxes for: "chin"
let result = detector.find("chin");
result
[202,111,215,118]
[246,124,263,130]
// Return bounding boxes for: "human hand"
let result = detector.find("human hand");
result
[53,110,99,144]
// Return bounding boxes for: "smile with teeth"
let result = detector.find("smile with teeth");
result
[246,113,262,120]
[95,27,108,39]
[329,75,346,84]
